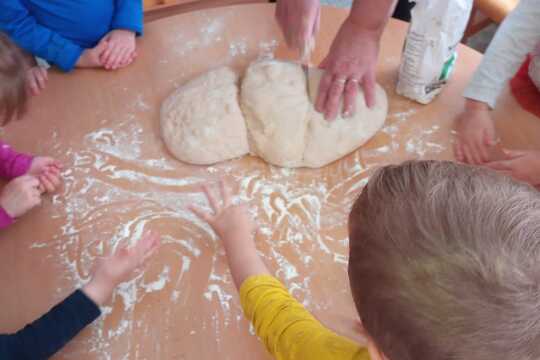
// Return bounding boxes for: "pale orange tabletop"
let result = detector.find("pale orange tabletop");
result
[0,3,538,360]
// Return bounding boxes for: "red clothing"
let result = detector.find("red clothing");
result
[0,142,33,228]
[510,55,540,118]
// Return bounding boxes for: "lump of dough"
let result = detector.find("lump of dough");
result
[303,68,388,168]
[240,60,388,168]
[160,67,249,165]
[240,60,310,167]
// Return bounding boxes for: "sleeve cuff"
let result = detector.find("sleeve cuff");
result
[51,40,83,72]
[239,274,282,298]
[111,23,143,36]
[10,153,33,179]
[0,207,14,228]
[463,83,503,109]
[71,290,102,321]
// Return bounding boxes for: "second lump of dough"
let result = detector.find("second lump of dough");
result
[240,60,388,168]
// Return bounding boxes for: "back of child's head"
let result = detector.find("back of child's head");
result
[348,160,540,360]
[0,32,28,125]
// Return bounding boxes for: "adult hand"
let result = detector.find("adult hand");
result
[0,175,41,218]
[83,231,161,306]
[454,99,497,164]
[26,66,48,96]
[27,157,63,193]
[99,30,137,70]
[485,149,540,186]
[315,19,380,121]
[275,0,320,58]
[76,41,109,68]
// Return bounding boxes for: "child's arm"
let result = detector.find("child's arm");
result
[0,142,33,180]
[0,0,85,72]
[0,231,160,359]
[456,0,540,165]
[98,0,143,70]
[190,182,268,288]
[191,182,370,360]
[0,175,41,229]
[111,0,143,37]
[463,0,540,109]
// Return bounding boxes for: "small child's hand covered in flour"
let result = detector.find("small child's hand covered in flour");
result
[77,41,109,68]
[454,99,498,164]
[190,181,255,242]
[99,30,137,70]
[27,157,63,193]
[83,231,161,306]
[26,66,48,96]
[0,175,41,218]
[190,180,266,289]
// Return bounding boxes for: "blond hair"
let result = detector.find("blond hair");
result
[0,32,28,125]
[349,160,540,360]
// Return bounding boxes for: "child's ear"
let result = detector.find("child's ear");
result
[367,336,387,360]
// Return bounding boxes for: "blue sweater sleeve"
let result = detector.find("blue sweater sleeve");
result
[0,290,101,360]
[112,0,144,36]
[0,0,83,72]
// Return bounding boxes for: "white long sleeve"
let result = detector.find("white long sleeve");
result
[463,0,540,108]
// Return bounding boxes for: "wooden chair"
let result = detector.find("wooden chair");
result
[143,0,267,22]
[464,0,519,41]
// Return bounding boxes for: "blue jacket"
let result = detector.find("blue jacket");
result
[0,0,143,72]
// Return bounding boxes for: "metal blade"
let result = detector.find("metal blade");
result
[301,63,310,99]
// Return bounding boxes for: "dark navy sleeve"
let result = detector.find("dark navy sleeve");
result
[112,0,143,36]
[0,0,83,71]
[0,289,101,360]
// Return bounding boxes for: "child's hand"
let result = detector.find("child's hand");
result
[0,175,41,218]
[191,181,265,289]
[99,30,137,70]
[485,149,540,186]
[190,181,255,241]
[28,157,63,193]
[26,66,48,96]
[76,41,109,68]
[82,231,161,306]
[454,99,497,165]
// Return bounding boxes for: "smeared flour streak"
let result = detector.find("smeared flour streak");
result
[25,17,448,358]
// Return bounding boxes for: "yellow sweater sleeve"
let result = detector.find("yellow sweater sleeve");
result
[239,275,370,360]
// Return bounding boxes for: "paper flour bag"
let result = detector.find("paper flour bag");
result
[396,0,473,104]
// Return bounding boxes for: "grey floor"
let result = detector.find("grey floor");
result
[320,0,496,53]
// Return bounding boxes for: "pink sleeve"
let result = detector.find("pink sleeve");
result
[0,206,14,228]
[0,142,33,180]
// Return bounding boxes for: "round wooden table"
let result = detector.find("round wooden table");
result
[0,3,538,360]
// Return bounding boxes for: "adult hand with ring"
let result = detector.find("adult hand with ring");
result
[315,18,380,121]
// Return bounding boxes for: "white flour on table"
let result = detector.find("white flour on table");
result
[24,13,450,359]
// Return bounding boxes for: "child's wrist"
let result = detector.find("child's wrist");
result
[464,98,490,112]
[221,227,255,244]
[82,277,115,306]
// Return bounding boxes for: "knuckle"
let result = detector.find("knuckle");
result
[329,84,343,98]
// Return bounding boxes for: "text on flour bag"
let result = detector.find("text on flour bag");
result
[396,0,473,104]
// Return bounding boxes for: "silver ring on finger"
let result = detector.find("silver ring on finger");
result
[348,78,359,84]
[335,77,347,85]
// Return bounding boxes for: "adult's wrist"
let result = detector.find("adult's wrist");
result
[344,16,382,39]
[347,0,395,36]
